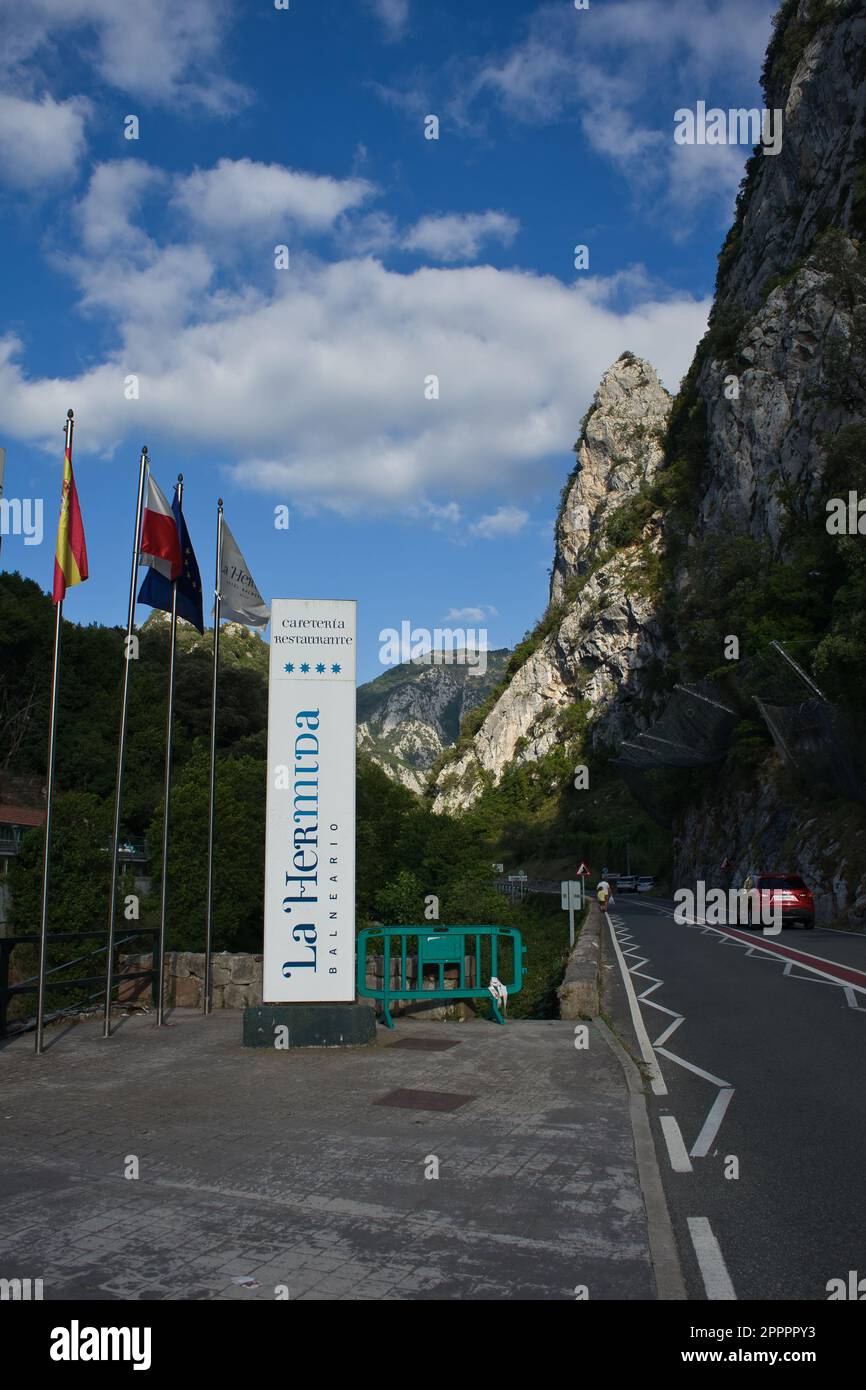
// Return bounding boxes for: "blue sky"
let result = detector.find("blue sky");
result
[0,0,776,682]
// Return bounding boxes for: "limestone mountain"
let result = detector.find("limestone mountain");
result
[357,651,510,794]
[432,0,866,923]
[661,0,866,914]
[432,353,672,815]
[145,610,509,795]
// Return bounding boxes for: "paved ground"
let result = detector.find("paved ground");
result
[0,1010,657,1301]
[604,896,866,1301]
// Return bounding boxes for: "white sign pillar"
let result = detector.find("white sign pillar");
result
[263,598,356,1002]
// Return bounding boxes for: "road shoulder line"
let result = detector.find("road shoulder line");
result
[595,1016,687,1302]
[605,912,667,1095]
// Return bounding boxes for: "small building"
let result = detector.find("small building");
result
[0,804,46,870]
[0,803,46,931]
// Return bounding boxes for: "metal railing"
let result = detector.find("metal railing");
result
[357,924,525,1029]
[0,927,159,1038]
[493,876,559,901]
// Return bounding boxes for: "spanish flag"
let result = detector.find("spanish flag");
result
[52,427,89,604]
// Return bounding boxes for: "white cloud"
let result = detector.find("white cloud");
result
[0,191,710,516]
[468,0,774,122]
[403,211,519,263]
[76,161,163,253]
[342,210,400,256]
[173,158,375,237]
[367,0,409,41]
[63,162,216,329]
[416,499,462,528]
[338,208,519,264]
[445,605,498,622]
[470,506,529,540]
[0,0,248,112]
[78,244,216,328]
[0,92,89,188]
[394,0,775,224]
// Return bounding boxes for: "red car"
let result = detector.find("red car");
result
[740,873,815,929]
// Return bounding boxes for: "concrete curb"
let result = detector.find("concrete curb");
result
[557,901,603,1018]
[595,1016,687,1301]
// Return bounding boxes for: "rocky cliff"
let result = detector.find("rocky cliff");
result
[432,0,866,923]
[432,354,672,814]
[687,0,866,552]
[666,0,866,919]
[357,650,509,794]
[550,354,671,602]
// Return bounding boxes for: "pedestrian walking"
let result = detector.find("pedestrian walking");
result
[597,878,614,912]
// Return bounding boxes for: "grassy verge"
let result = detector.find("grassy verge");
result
[485,891,583,1020]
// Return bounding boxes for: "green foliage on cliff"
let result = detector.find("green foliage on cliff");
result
[1,575,514,976]
[657,423,866,715]
[762,0,842,102]
[462,746,671,886]
[603,493,656,549]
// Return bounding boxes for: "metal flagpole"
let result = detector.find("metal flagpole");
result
[203,498,224,1014]
[103,445,149,1038]
[0,447,6,564]
[35,411,74,1056]
[156,474,183,1027]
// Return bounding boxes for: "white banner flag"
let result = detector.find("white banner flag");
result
[219,518,270,627]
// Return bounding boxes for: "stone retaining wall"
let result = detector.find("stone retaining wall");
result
[557,902,603,1018]
[118,951,479,1017]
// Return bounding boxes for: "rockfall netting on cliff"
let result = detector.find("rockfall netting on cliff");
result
[613,644,866,825]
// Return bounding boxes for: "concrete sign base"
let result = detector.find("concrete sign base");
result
[242,1002,376,1049]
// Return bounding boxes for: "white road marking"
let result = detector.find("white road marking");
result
[624,900,866,996]
[612,917,736,1156]
[687,1217,737,1300]
[656,1047,731,1089]
[653,1016,685,1048]
[605,913,668,1095]
[660,1116,693,1173]
[635,978,666,1002]
[690,1087,735,1158]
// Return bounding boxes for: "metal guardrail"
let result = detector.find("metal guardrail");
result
[0,927,159,1038]
[357,924,526,1029]
[493,877,560,900]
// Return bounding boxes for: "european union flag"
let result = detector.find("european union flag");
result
[138,486,204,633]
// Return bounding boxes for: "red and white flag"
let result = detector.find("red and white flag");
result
[140,475,182,579]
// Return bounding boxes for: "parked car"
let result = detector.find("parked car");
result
[637,875,655,892]
[738,873,815,929]
[616,875,638,892]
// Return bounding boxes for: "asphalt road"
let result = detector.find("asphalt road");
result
[603,893,866,1301]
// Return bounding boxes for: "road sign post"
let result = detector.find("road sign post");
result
[560,879,582,948]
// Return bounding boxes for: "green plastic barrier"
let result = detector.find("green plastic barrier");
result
[356,924,526,1029]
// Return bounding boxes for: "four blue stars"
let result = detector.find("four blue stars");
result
[284,660,344,675]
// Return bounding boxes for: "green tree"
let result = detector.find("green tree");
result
[146,749,266,953]
[9,790,112,936]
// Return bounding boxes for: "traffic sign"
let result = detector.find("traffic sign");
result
[576,861,591,876]
[561,879,583,947]
[561,880,581,909]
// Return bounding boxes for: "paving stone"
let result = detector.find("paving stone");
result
[0,1010,654,1301]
